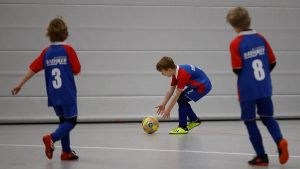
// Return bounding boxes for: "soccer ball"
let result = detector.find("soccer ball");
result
[142,116,159,134]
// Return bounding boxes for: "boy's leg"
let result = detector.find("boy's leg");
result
[51,104,77,146]
[184,88,209,130]
[257,97,282,143]
[169,93,190,134]
[51,118,76,143]
[260,116,283,143]
[59,117,77,153]
[61,134,71,152]
[42,105,64,159]
[177,93,190,130]
[52,104,77,142]
[257,97,289,164]
[178,92,198,122]
[59,116,79,160]
[241,100,267,165]
[186,104,198,122]
[184,87,210,121]
[244,120,266,157]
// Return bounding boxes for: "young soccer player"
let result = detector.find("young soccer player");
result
[156,56,212,134]
[11,17,81,160]
[226,6,289,166]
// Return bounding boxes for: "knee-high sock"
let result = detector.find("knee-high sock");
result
[51,121,74,143]
[244,120,266,156]
[178,104,188,128]
[61,134,71,152]
[260,117,283,144]
[185,103,198,122]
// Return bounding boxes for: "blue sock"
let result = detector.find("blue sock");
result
[51,121,74,142]
[244,120,266,157]
[186,104,198,122]
[178,104,188,128]
[177,95,189,128]
[61,134,71,152]
[260,117,283,144]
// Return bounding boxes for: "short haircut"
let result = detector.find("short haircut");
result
[156,56,176,71]
[226,6,251,30]
[46,17,69,42]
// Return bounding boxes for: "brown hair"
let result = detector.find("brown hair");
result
[226,6,251,30]
[156,56,176,71]
[46,17,69,42]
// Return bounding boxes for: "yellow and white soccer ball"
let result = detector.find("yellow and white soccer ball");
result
[142,116,159,134]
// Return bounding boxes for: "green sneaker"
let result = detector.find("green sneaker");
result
[187,119,202,131]
[169,126,188,134]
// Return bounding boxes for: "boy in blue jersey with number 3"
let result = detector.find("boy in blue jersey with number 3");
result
[11,17,81,161]
[227,6,289,166]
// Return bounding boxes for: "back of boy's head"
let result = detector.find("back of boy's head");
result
[46,17,69,42]
[226,6,251,30]
[156,56,176,72]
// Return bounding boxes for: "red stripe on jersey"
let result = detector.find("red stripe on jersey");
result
[63,45,81,75]
[176,68,191,89]
[29,47,49,73]
[257,33,276,64]
[229,36,243,69]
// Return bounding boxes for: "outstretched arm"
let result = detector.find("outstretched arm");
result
[11,69,36,95]
[161,88,183,119]
[156,85,176,115]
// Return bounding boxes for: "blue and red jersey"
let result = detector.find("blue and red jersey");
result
[229,30,276,102]
[30,42,81,106]
[171,64,211,93]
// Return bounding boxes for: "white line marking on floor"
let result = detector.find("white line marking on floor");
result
[0,143,299,158]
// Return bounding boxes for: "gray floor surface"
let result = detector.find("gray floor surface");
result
[0,120,299,169]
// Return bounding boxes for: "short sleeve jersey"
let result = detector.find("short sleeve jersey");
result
[30,42,81,106]
[171,64,211,93]
[229,30,276,102]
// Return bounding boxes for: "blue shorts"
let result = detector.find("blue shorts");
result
[240,97,274,121]
[53,104,78,118]
[184,86,211,102]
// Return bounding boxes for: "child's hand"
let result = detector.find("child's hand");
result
[161,108,171,119]
[11,85,22,95]
[155,105,165,115]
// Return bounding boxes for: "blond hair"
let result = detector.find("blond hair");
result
[46,17,69,42]
[226,6,251,30]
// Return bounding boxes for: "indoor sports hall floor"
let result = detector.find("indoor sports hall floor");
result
[0,120,299,169]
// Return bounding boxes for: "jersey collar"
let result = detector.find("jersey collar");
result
[238,30,257,36]
[52,42,67,45]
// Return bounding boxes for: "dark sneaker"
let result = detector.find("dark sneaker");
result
[61,150,79,161]
[278,139,289,164]
[248,154,269,166]
[42,134,55,159]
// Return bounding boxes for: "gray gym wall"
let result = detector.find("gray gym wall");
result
[0,0,299,123]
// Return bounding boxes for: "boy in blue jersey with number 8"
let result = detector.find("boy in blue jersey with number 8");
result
[227,6,289,166]
[11,17,81,160]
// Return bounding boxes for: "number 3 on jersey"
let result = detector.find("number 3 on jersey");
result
[252,59,265,81]
[52,68,62,89]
